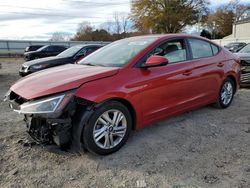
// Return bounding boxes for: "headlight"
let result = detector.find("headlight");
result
[31,64,49,70]
[17,91,75,114]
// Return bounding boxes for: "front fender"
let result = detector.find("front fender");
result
[74,75,143,129]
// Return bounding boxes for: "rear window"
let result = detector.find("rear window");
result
[189,39,213,59]
[211,44,219,55]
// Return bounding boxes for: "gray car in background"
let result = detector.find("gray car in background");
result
[235,43,250,86]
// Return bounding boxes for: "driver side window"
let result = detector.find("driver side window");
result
[153,39,187,63]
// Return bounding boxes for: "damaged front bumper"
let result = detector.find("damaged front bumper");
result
[4,90,81,148]
[24,115,72,147]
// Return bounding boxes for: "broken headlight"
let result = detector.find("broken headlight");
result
[17,91,75,114]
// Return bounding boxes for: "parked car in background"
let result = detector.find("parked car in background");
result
[235,43,250,86]
[24,45,44,53]
[5,34,240,155]
[224,42,246,53]
[24,45,68,61]
[19,44,102,76]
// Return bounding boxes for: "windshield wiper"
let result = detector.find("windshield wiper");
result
[84,63,97,66]
[84,63,106,67]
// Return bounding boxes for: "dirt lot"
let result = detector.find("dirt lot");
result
[0,58,249,188]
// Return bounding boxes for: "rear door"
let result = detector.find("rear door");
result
[187,38,224,103]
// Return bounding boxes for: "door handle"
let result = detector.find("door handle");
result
[217,62,224,67]
[183,70,192,76]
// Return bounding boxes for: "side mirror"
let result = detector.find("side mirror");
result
[143,55,168,68]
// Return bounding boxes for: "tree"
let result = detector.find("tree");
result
[72,22,94,41]
[208,9,235,38]
[225,0,250,21]
[49,32,69,41]
[130,0,208,33]
[120,13,129,33]
[72,22,113,41]
[113,12,122,34]
[202,1,250,39]
[99,21,113,33]
[91,29,113,41]
[200,29,211,39]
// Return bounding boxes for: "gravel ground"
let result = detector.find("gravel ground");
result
[0,58,250,188]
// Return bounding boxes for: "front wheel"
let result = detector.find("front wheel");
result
[215,78,235,109]
[82,101,132,155]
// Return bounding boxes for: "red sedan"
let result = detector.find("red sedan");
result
[5,34,241,155]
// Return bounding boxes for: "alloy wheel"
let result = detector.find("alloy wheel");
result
[93,109,127,149]
[221,81,233,106]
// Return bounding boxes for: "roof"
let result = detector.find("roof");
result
[126,33,204,40]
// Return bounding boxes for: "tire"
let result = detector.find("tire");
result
[82,101,132,155]
[215,77,235,109]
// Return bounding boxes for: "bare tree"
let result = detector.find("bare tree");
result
[224,0,250,21]
[49,32,68,41]
[120,13,129,33]
[99,20,113,33]
[77,21,92,33]
[113,12,121,34]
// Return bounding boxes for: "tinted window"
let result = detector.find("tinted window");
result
[47,46,55,51]
[48,46,65,51]
[77,48,87,56]
[58,46,66,51]
[37,45,49,51]
[57,45,83,57]
[54,46,62,51]
[86,47,99,53]
[189,39,213,59]
[211,44,219,55]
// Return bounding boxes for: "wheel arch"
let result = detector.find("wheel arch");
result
[226,74,237,94]
[101,97,137,130]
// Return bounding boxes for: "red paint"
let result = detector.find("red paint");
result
[10,34,240,129]
[144,55,168,66]
[11,64,119,99]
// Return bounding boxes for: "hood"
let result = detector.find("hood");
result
[11,64,119,100]
[235,53,250,60]
[23,56,68,66]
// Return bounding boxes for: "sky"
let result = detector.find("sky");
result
[0,0,249,40]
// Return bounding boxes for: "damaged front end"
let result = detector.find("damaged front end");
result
[4,89,81,148]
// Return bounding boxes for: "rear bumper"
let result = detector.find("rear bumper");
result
[241,72,250,86]
[240,60,250,86]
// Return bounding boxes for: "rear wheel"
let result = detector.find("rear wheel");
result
[82,101,132,155]
[215,78,235,109]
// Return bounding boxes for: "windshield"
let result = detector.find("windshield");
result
[79,37,157,67]
[57,45,83,58]
[239,44,250,53]
[37,45,49,51]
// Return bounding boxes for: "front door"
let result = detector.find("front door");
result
[139,38,200,125]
